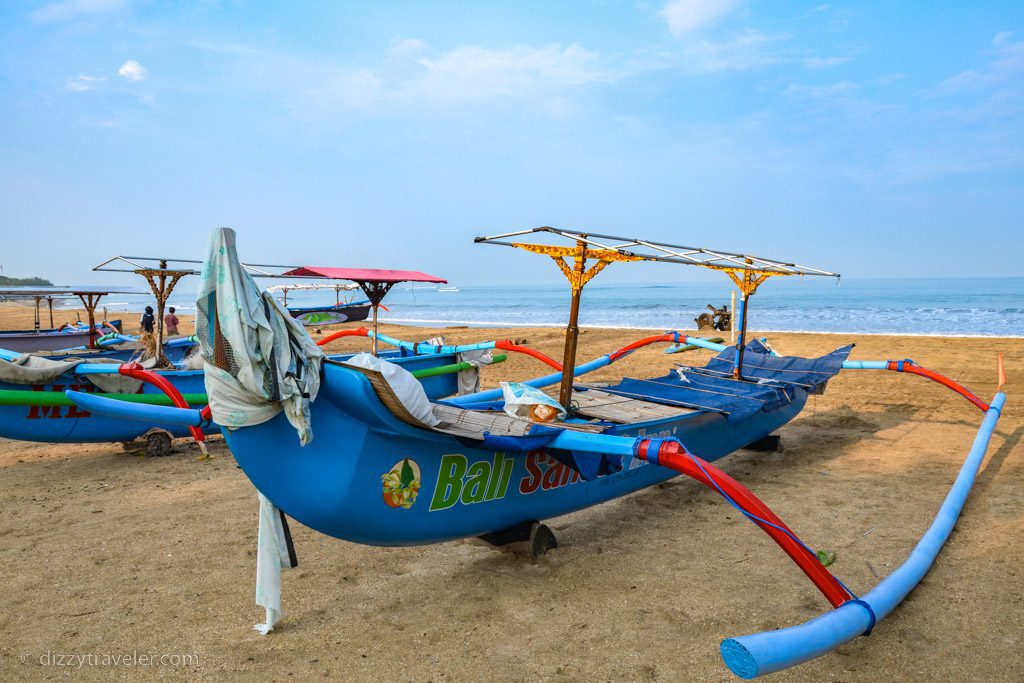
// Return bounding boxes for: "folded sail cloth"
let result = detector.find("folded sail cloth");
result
[197,228,325,445]
[698,343,853,390]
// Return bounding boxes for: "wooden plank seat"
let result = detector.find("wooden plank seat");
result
[566,385,699,424]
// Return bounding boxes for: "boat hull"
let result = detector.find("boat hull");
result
[0,330,94,353]
[0,351,459,445]
[0,320,124,353]
[0,370,210,443]
[225,364,808,546]
[289,304,371,326]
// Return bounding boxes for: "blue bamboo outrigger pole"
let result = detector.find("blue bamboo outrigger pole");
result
[722,386,1005,677]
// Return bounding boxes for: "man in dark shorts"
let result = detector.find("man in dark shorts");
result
[140,306,155,334]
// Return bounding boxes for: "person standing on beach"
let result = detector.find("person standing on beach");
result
[164,307,180,336]
[140,306,155,334]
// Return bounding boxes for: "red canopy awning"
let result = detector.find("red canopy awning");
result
[281,266,447,284]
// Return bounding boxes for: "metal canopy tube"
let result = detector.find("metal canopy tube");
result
[475,227,840,278]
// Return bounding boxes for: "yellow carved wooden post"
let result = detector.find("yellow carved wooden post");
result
[135,261,189,366]
[510,239,639,409]
[722,261,773,379]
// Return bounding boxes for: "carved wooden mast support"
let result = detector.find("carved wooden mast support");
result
[511,239,639,410]
[135,261,190,365]
[721,262,773,380]
[74,293,105,348]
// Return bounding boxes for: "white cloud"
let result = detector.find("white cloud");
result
[65,75,104,92]
[414,43,610,98]
[660,0,741,37]
[32,0,129,23]
[118,60,147,81]
[784,81,861,99]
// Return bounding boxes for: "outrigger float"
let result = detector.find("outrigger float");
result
[70,227,1006,678]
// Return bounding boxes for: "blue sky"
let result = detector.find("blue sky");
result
[1,0,1022,287]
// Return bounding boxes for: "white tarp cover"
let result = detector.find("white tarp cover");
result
[197,228,324,445]
[343,353,439,426]
[0,354,144,393]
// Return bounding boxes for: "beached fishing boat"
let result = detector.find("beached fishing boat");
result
[70,227,1006,678]
[0,286,131,352]
[1,259,468,450]
[268,283,372,326]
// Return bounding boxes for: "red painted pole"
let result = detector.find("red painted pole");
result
[887,361,989,412]
[118,362,209,457]
[635,438,853,608]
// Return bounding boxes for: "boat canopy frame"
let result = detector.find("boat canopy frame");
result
[94,255,448,358]
[0,286,138,347]
[474,227,840,406]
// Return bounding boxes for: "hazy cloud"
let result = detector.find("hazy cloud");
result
[660,0,741,36]
[930,31,1024,96]
[240,40,616,119]
[680,30,788,72]
[804,55,848,69]
[117,60,147,81]
[65,74,104,92]
[32,0,129,23]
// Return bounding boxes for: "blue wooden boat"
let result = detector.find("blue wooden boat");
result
[224,353,813,545]
[0,349,461,445]
[287,302,371,326]
[0,319,123,353]
[69,227,1007,678]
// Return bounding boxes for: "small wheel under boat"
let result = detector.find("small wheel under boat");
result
[529,523,558,558]
[143,429,174,457]
[478,520,558,558]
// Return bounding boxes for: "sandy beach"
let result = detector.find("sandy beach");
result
[1,303,1021,681]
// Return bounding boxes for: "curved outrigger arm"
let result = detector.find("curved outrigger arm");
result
[317,326,564,370]
[317,328,713,386]
[448,332,706,407]
[551,430,856,608]
[659,335,990,413]
[60,360,215,457]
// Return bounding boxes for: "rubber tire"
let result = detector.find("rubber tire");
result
[144,431,173,457]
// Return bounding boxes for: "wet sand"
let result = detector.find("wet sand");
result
[1,303,1021,681]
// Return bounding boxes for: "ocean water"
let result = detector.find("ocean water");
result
[77,277,1024,337]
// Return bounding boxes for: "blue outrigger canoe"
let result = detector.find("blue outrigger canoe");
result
[225,355,811,545]
[0,348,463,445]
[69,227,1007,678]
